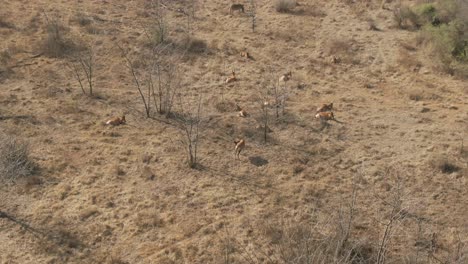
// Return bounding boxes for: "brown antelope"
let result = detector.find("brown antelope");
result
[234,139,245,159]
[240,51,252,59]
[225,71,237,84]
[106,115,126,126]
[330,56,341,64]
[315,111,335,122]
[279,71,292,82]
[230,4,245,14]
[316,103,333,113]
[235,103,247,117]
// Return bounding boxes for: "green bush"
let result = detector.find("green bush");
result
[413,3,437,24]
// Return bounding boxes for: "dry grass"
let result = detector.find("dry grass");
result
[0,134,36,181]
[430,156,460,174]
[0,0,467,263]
[275,0,297,13]
[40,15,81,58]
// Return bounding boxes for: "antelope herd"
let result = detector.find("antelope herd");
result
[103,3,342,161]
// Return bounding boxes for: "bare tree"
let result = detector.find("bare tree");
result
[118,45,151,117]
[260,100,270,143]
[272,79,290,118]
[143,0,168,45]
[67,46,95,96]
[118,42,181,118]
[175,95,203,168]
[249,0,257,33]
[376,175,406,264]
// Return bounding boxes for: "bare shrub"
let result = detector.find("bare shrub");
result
[143,0,168,46]
[183,37,208,53]
[0,134,36,181]
[397,49,422,70]
[175,95,203,168]
[74,12,92,26]
[430,156,460,173]
[67,46,95,96]
[276,0,296,13]
[326,38,359,64]
[0,17,15,29]
[41,13,79,58]
[393,6,419,29]
[0,50,13,80]
[119,43,182,118]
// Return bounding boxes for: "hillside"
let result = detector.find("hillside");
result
[0,0,467,263]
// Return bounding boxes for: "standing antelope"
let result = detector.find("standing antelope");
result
[230,4,245,14]
[234,139,245,159]
[225,71,237,84]
[279,71,292,83]
[106,115,126,126]
[316,103,333,113]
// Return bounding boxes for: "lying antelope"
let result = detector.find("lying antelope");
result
[234,139,245,159]
[279,71,292,82]
[106,115,126,126]
[225,71,237,84]
[236,103,248,117]
[230,4,245,14]
[316,103,333,113]
[315,111,335,122]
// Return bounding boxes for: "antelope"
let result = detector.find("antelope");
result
[315,111,335,122]
[236,103,247,117]
[225,71,237,84]
[230,4,245,14]
[330,56,341,64]
[240,51,252,60]
[234,139,245,159]
[279,71,292,82]
[106,115,126,126]
[316,103,333,113]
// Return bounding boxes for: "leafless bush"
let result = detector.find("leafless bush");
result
[183,37,208,53]
[221,182,368,263]
[143,0,168,46]
[175,96,203,168]
[41,12,78,58]
[393,6,419,29]
[0,17,15,29]
[276,0,296,13]
[119,43,182,117]
[430,156,460,173]
[0,134,36,181]
[0,50,13,80]
[249,0,257,32]
[397,49,422,70]
[67,46,95,96]
[74,12,92,26]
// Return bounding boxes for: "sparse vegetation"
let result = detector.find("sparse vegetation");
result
[67,46,95,96]
[175,96,203,168]
[41,12,79,58]
[430,156,460,173]
[1,0,467,263]
[275,0,296,13]
[0,134,36,181]
[395,0,468,76]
